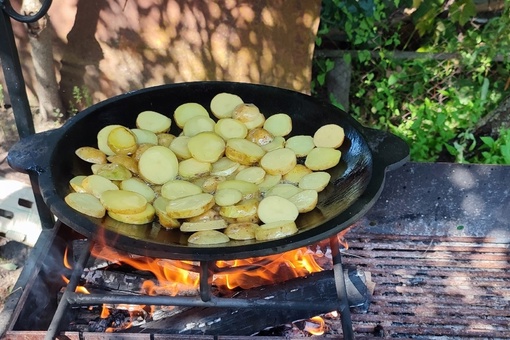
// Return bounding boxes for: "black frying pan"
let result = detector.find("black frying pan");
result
[8,81,409,260]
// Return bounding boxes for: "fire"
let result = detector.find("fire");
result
[304,316,326,335]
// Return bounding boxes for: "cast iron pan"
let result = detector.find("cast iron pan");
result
[8,81,409,260]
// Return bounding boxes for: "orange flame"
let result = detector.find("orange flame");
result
[304,316,326,335]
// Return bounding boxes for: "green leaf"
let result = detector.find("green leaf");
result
[444,143,458,156]
[480,136,495,148]
[481,77,489,101]
[388,74,398,86]
[317,73,326,86]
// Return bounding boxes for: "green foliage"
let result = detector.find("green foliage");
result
[69,85,93,115]
[474,130,510,164]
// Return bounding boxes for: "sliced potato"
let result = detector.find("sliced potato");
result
[244,112,265,130]
[214,118,248,140]
[161,179,202,200]
[257,196,299,224]
[120,177,156,203]
[173,102,209,128]
[211,157,240,176]
[196,175,227,193]
[108,203,155,225]
[157,133,176,147]
[305,147,341,171]
[219,199,259,219]
[97,124,122,156]
[224,222,258,240]
[183,115,216,137]
[298,171,331,191]
[180,219,228,232]
[107,154,139,174]
[263,113,292,137]
[178,157,212,180]
[285,135,315,157]
[235,166,266,184]
[232,103,262,125]
[100,189,148,214]
[75,146,107,164]
[255,220,298,241]
[216,180,259,200]
[153,196,180,228]
[166,193,215,219]
[136,110,171,133]
[257,173,282,192]
[132,143,153,162]
[288,189,319,213]
[313,124,345,149]
[246,127,274,146]
[265,183,302,199]
[214,188,243,207]
[187,131,226,163]
[82,174,119,198]
[261,136,285,152]
[69,175,87,193]
[260,148,296,175]
[107,126,138,155]
[282,164,313,185]
[131,128,158,145]
[187,230,230,245]
[93,163,132,181]
[138,145,179,185]
[225,138,265,165]
[210,92,244,119]
[169,135,192,160]
[65,192,106,218]
[186,209,221,222]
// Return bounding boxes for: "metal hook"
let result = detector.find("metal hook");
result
[0,0,52,23]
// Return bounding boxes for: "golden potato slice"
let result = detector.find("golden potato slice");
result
[187,209,221,222]
[157,133,176,147]
[285,135,315,157]
[107,154,139,174]
[216,180,259,200]
[131,128,158,145]
[225,138,265,165]
[232,103,262,125]
[244,113,266,130]
[263,113,292,137]
[69,175,87,193]
[161,179,202,200]
[288,189,319,213]
[187,230,230,245]
[211,157,240,176]
[136,110,171,133]
[214,118,248,140]
[120,177,156,203]
[173,102,209,128]
[153,196,180,228]
[75,146,107,164]
[260,148,297,175]
[246,127,274,146]
[305,147,342,171]
[257,173,282,193]
[257,195,299,224]
[210,92,244,119]
[97,124,122,156]
[93,163,132,181]
[224,222,258,240]
[282,164,313,185]
[187,131,226,163]
[138,145,179,185]
[107,203,155,225]
[219,199,259,219]
[178,158,212,180]
[214,188,243,207]
[261,136,285,152]
[235,166,266,184]
[195,175,227,193]
[65,192,106,218]
[82,174,119,198]
[107,126,138,155]
[166,193,215,219]
[180,219,228,232]
[255,220,298,241]
[265,183,302,199]
[100,189,148,214]
[132,143,153,162]
[183,115,216,137]
[298,171,331,192]
[313,124,345,148]
[169,135,192,160]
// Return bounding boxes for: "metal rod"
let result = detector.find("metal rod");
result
[330,235,354,340]
[199,261,212,302]
[45,239,92,340]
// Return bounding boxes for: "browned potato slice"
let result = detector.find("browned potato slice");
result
[257,196,299,224]
[210,92,244,119]
[180,219,228,232]
[214,118,248,140]
[120,177,156,203]
[216,180,259,200]
[173,102,209,128]
[82,174,119,198]
[298,171,331,191]
[169,135,192,160]
[136,110,171,133]
[107,126,138,155]
[235,166,266,184]
[246,127,274,146]
[65,192,106,218]
[187,230,230,245]
[288,189,318,213]
[153,196,180,228]
[257,173,282,193]
[138,145,179,185]
[263,113,292,137]
[282,164,313,185]
[219,199,259,219]
[225,138,265,165]
[97,124,122,156]
[93,163,132,181]
[232,103,262,125]
[157,133,176,147]
[131,128,158,145]
[75,146,107,164]
[265,183,302,199]
[132,143,153,162]
[260,148,296,175]
[69,175,87,193]
[313,124,345,148]
[100,189,148,214]
[187,132,226,163]
[178,157,212,180]
[166,193,215,219]
[211,157,240,176]
[183,115,216,137]
[214,188,243,207]
[106,154,139,174]
[161,179,202,200]
[107,203,155,225]
[186,209,221,222]
[224,222,258,240]
[195,175,227,193]
[261,136,285,152]
[305,147,341,171]
[255,220,298,241]
[285,135,315,157]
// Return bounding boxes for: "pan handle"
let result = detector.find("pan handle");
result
[361,127,410,171]
[7,129,62,175]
